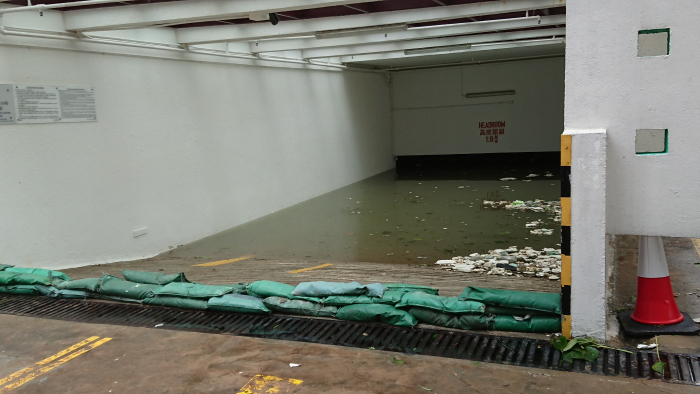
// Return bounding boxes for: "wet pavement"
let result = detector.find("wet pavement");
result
[166,169,561,265]
[1,314,694,394]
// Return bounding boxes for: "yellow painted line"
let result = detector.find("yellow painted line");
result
[288,263,333,274]
[692,238,700,259]
[192,254,254,267]
[561,134,572,166]
[562,315,572,339]
[560,254,571,286]
[0,336,100,387]
[560,197,571,227]
[0,337,111,393]
[237,374,302,394]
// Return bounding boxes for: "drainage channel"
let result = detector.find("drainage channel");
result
[0,295,697,385]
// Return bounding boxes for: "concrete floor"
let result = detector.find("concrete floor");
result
[0,314,694,394]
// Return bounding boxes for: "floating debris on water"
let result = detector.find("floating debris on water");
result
[482,199,561,222]
[530,228,554,236]
[526,174,539,178]
[436,246,562,279]
[500,177,517,181]
[544,172,554,177]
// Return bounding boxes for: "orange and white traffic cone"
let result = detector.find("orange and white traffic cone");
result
[630,236,684,325]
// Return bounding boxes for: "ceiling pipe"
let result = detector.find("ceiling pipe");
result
[0,15,369,72]
[0,0,131,16]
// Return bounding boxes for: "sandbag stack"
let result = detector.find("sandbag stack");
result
[458,287,562,333]
[0,264,562,333]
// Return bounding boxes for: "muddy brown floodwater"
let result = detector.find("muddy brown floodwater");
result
[167,168,561,265]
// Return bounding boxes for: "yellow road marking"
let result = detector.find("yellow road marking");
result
[193,254,254,267]
[288,263,333,274]
[237,374,302,394]
[693,238,700,259]
[0,336,100,386]
[0,337,111,393]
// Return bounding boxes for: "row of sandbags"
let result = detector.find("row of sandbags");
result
[0,265,561,332]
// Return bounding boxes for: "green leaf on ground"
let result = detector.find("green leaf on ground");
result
[432,334,439,339]
[419,386,433,391]
[652,361,667,375]
[369,347,375,350]
[392,357,405,365]
[472,361,479,366]
[552,336,568,351]
[562,338,578,353]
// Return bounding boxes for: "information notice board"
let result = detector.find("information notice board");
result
[0,84,97,124]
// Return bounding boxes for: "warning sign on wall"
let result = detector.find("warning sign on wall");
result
[479,121,505,143]
[0,84,97,125]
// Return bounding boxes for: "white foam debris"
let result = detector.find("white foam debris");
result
[435,246,563,279]
[500,177,517,181]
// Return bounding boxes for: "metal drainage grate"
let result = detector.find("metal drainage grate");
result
[0,295,697,385]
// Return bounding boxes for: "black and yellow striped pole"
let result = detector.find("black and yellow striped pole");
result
[561,134,572,339]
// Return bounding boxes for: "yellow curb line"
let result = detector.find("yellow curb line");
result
[193,255,254,267]
[288,263,333,274]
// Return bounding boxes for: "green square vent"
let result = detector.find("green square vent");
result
[638,28,670,57]
[635,129,668,155]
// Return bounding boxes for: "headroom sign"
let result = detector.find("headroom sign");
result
[479,120,505,143]
[0,84,97,125]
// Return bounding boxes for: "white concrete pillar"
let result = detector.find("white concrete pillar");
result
[565,129,607,340]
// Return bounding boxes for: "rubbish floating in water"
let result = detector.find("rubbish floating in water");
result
[530,228,554,236]
[417,257,428,259]
[545,173,554,177]
[526,174,539,178]
[289,363,301,367]
[437,246,562,279]
[155,323,164,328]
[458,186,465,188]
[482,199,561,222]
[500,177,517,181]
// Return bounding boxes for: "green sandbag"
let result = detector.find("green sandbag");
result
[208,294,270,314]
[459,287,561,315]
[0,272,52,286]
[222,283,249,294]
[383,283,439,295]
[491,315,562,333]
[4,267,71,281]
[335,304,417,327]
[484,305,556,317]
[0,285,41,296]
[407,307,493,330]
[396,292,485,314]
[292,281,367,297]
[155,282,237,299]
[263,296,337,317]
[56,278,101,292]
[88,292,142,304]
[121,270,190,285]
[143,295,208,310]
[247,281,320,303]
[99,274,161,300]
[321,295,375,307]
[35,286,89,299]
[0,264,14,271]
[374,290,406,305]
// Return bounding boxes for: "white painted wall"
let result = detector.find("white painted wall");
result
[567,129,607,340]
[0,42,392,269]
[566,0,700,238]
[392,57,564,156]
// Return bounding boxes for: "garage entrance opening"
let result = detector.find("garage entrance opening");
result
[168,152,560,265]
